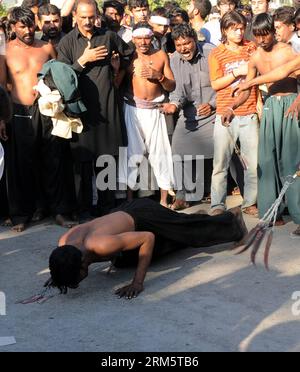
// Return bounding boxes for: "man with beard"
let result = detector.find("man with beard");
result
[103,0,125,33]
[57,0,134,218]
[2,6,77,232]
[222,13,300,235]
[119,22,175,207]
[38,4,64,49]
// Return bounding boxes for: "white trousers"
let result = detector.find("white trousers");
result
[119,100,174,190]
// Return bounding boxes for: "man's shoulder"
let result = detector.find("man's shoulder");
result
[199,41,216,54]
[208,43,224,57]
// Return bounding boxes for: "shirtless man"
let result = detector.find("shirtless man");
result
[119,22,175,207]
[222,13,300,235]
[2,7,77,231]
[47,198,247,299]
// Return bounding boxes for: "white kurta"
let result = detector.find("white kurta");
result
[119,95,174,191]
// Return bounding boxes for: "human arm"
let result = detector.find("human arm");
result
[139,51,176,92]
[57,38,108,74]
[84,231,155,299]
[0,55,6,87]
[0,120,8,141]
[235,54,300,95]
[208,51,248,91]
[60,0,76,17]
[221,58,257,126]
[159,55,185,114]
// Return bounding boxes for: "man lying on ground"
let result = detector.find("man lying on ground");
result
[46,198,247,299]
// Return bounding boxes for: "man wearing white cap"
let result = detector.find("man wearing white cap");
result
[149,8,170,51]
[119,22,176,207]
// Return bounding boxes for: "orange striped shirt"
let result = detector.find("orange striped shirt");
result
[208,41,257,116]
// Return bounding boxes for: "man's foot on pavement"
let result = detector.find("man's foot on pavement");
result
[55,214,78,228]
[169,199,190,211]
[12,223,26,233]
[210,208,225,216]
[292,225,300,236]
[243,205,259,217]
[274,218,285,226]
[1,218,13,227]
[31,209,46,223]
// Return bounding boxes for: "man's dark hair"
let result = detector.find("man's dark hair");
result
[192,0,212,20]
[217,0,238,7]
[132,21,152,31]
[9,6,35,27]
[167,7,189,24]
[73,0,98,12]
[151,7,167,18]
[273,6,295,26]
[103,0,125,17]
[38,4,61,20]
[252,12,275,36]
[295,6,300,24]
[0,86,12,122]
[171,22,197,42]
[220,10,246,42]
[49,246,83,294]
[128,0,149,11]
[22,0,42,8]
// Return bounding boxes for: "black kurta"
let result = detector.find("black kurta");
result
[57,27,134,161]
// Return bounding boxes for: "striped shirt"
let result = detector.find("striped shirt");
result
[208,41,257,116]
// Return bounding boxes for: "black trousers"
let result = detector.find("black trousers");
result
[5,103,77,225]
[114,198,243,247]
[75,160,116,216]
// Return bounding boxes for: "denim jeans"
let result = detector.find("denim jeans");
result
[211,114,259,210]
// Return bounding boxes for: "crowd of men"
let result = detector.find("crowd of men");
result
[0,0,299,238]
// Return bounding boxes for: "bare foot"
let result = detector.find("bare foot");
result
[228,207,248,247]
[55,214,78,229]
[170,199,190,211]
[160,201,169,208]
[32,209,46,222]
[292,225,300,236]
[12,223,26,233]
[1,218,13,227]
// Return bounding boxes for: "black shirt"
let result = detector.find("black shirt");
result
[57,26,134,160]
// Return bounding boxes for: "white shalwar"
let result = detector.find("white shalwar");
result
[0,142,4,180]
[119,95,174,191]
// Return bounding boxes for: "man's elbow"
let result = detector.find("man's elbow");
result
[165,80,176,92]
[145,232,155,246]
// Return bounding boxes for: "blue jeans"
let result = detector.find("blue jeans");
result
[211,114,259,211]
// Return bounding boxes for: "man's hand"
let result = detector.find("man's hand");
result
[234,62,248,77]
[221,108,234,127]
[111,51,120,75]
[197,103,212,117]
[285,97,300,119]
[115,281,144,299]
[79,41,108,65]
[139,63,163,81]
[232,81,251,97]
[159,103,177,114]
[0,120,8,141]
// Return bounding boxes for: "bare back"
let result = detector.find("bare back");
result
[6,39,56,105]
[59,212,135,249]
[253,42,298,95]
[127,49,167,100]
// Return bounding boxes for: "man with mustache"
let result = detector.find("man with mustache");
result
[222,13,300,235]
[38,3,64,49]
[57,0,134,219]
[1,6,78,232]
